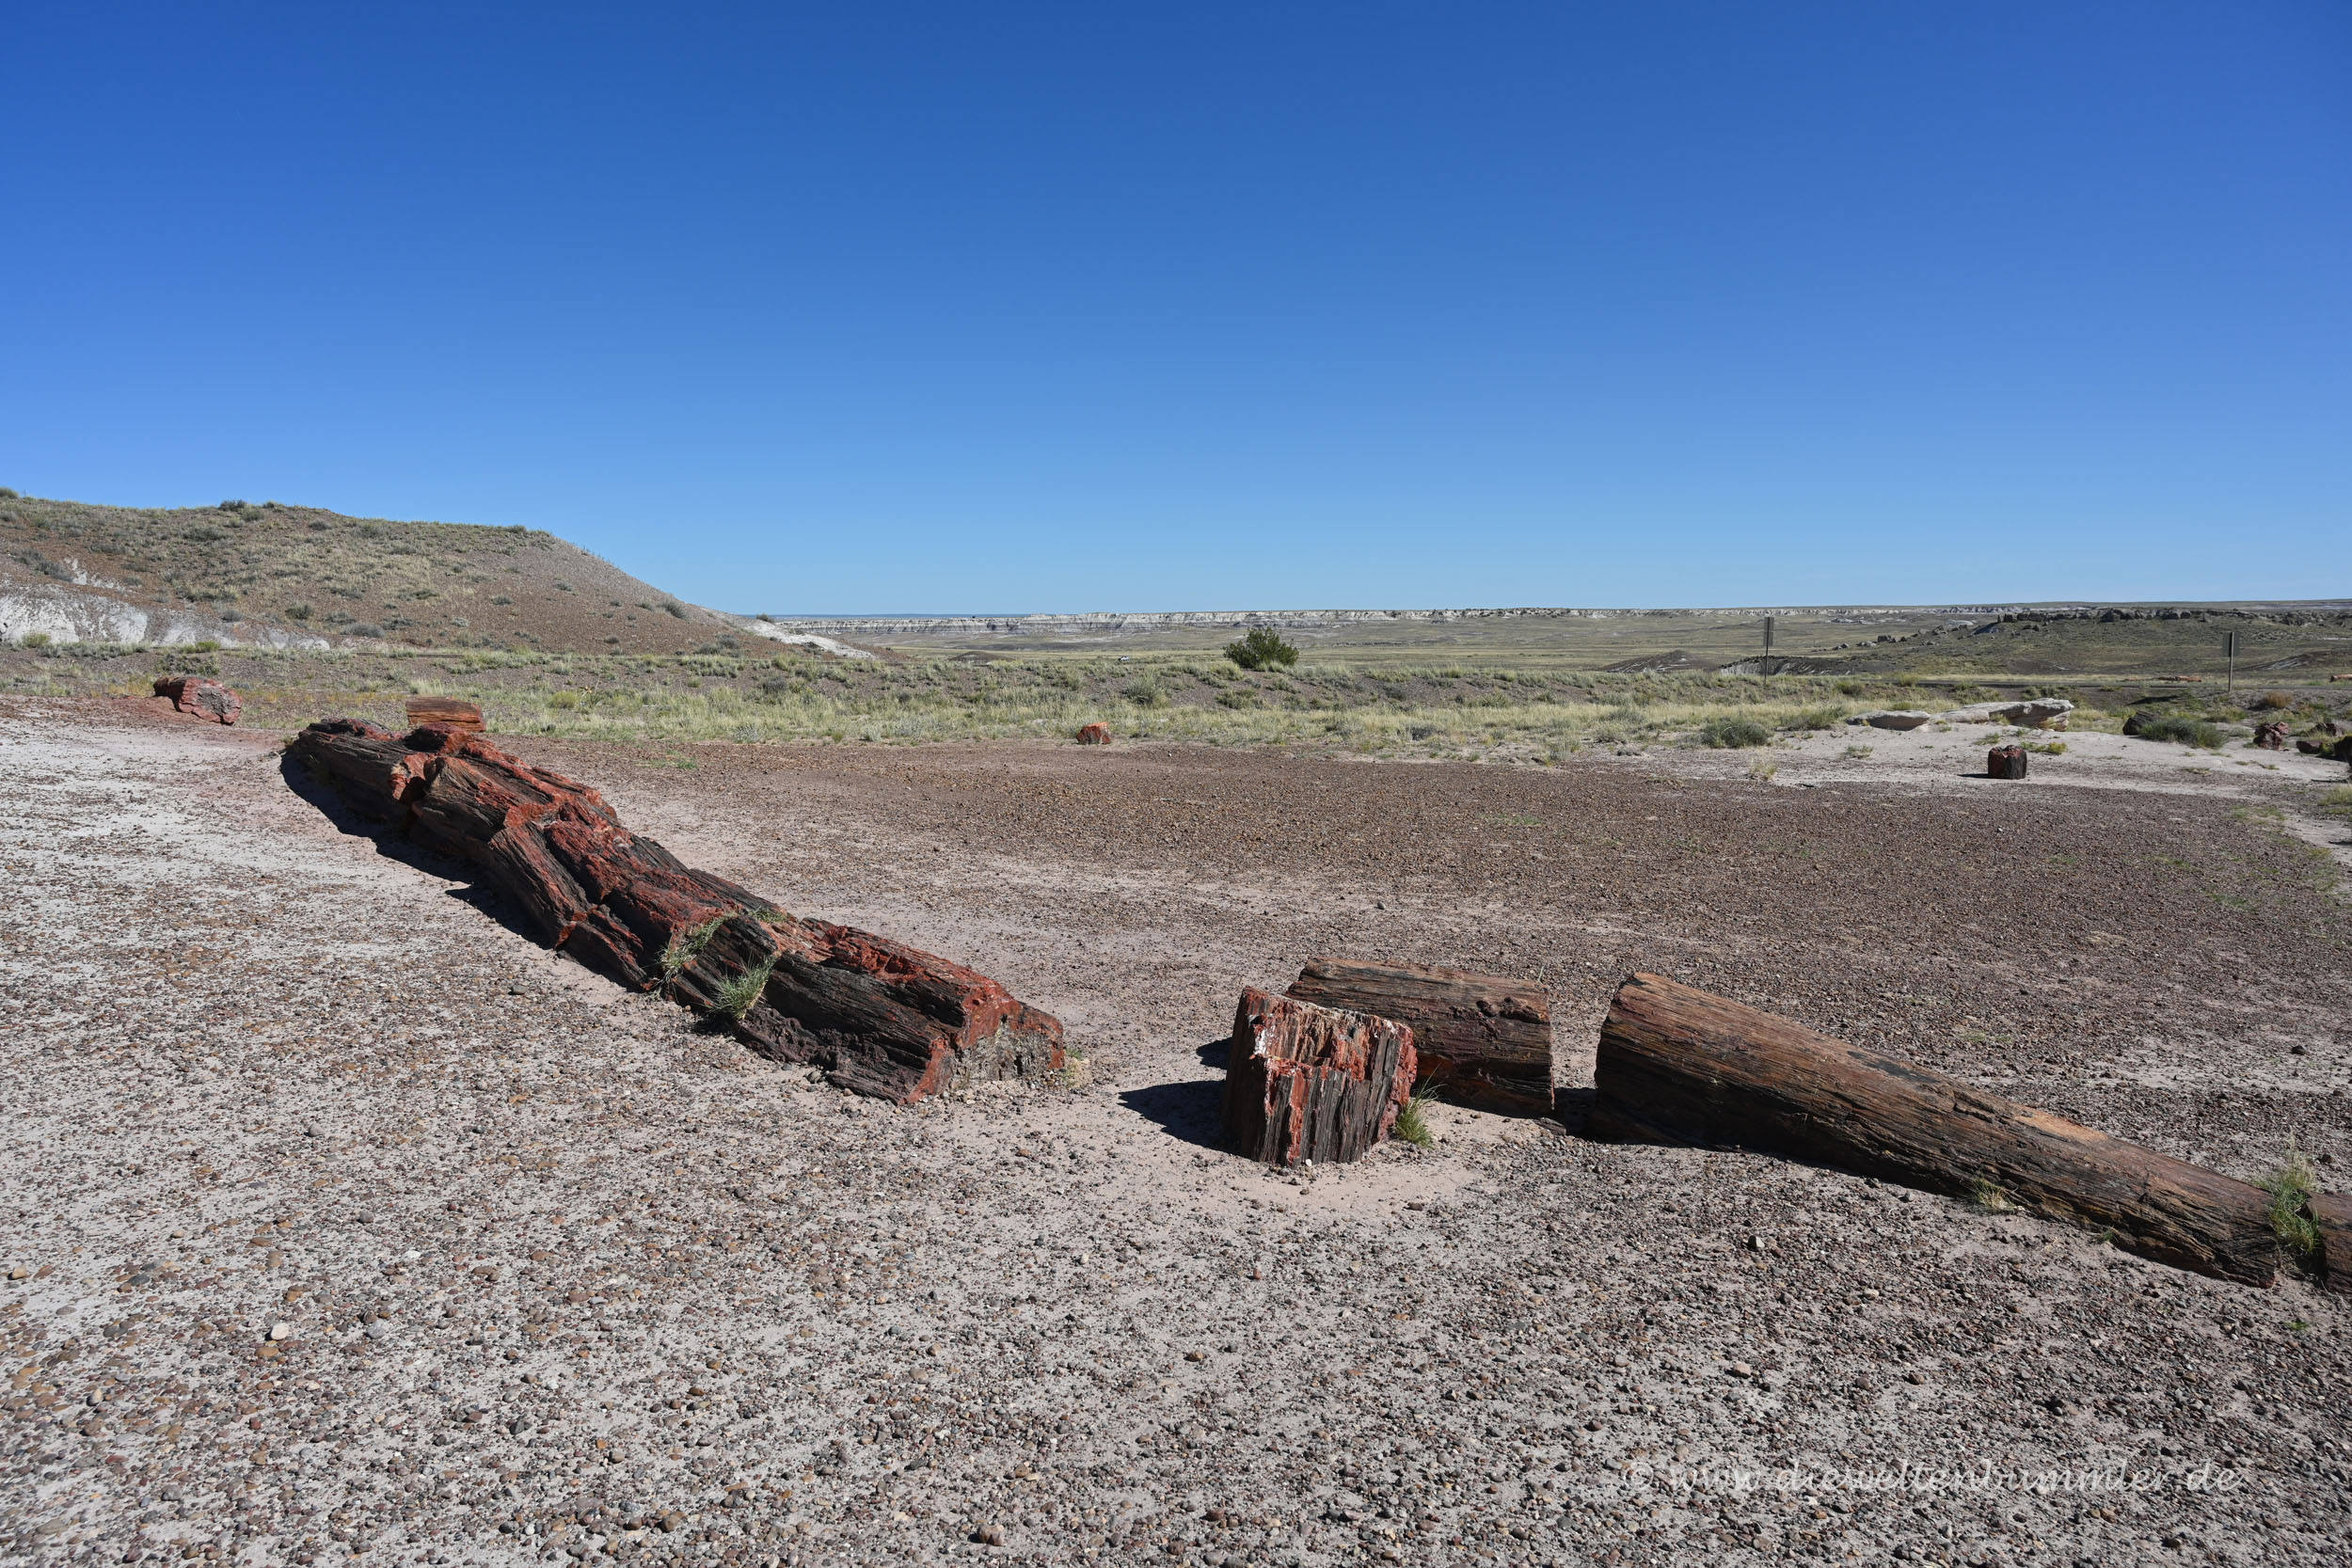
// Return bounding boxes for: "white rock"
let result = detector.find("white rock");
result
[1849,710,1934,731]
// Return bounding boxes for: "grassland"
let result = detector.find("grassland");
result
[10,637,2348,761]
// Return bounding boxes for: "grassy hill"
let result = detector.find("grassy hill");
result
[0,490,743,654]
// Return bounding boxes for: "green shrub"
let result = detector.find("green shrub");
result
[285,603,312,621]
[1700,716,1771,748]
[1122,677,1165,707]
[1224,627,1299,671]
[2319,787,2352,823]
[20,632,51,648]
[660,601,689,619]
[1778,705,1844,732]
[712,958,775,1022]
[0,486,18,499]
[2123,713,2222,749]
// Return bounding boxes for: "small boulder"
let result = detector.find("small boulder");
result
[1074,722,1113,746]
[1986,744,2028,780]
[1850,710,1933,731]
[2251,721,2289,751]
[152,675,241,725]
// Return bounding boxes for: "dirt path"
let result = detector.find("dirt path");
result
[3,705,2347,1566]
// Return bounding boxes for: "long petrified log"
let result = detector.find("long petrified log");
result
[1222,989,1416,1167]
[288,718,1063,1102]
[1588,972,2339,1286]
[1286,958,1551,1117]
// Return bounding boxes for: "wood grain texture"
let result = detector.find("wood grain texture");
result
[1222,988,1416,1167]
[285,717,1063,1102]
[1287,957,1550,1117]
[1590,971,2296,1286]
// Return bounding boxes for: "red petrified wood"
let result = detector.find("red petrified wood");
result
[1073,723,1113,746]
[1285,958,1551,1117]
[405,697,485,737]
[152,675,242,725]
[286,718,1064,1102]
[1588,972,2344,1286]
[1986,744,2027,780]
[1221,988,1416,1167]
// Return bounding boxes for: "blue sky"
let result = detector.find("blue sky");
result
[2,2,2345,612]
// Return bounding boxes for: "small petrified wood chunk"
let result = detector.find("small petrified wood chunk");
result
[405,697,485,736]
[1074,722,1113,745]
[1286,958,1550,1117]
[1986,744,2028,779]
[1222,988,1416,1167]
[1589,972,2309,1286]
[2252,721,2288,751]
[152,675,242,724]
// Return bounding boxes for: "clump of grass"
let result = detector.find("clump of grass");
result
[1966,1177,2014,1213]
[2318,786,2352,823]
[2252,690,2296,710]
[2124,713,2222,749]
[1391,1086,1438,1149]
[1224,626,1299,671]
[2024,738,2067,755]
[711,958,775,1022]
[1843,743,1873,759]
[1746,755,1779,783]
[19,631,50,648]
[2257,1138,2322,1271]
[660,914,727,984]
[1778,705,1846,732]
[1700,715,1771,749]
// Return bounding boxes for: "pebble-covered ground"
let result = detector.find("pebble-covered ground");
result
[3,700,2347,1568]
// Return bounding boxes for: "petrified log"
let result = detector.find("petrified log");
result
[1222,989,1416,1167]
[152,675,241,724]
[1074,722,1113,745]
[1286,958,1550,1117]
[1986,744,2028,780]
[1589,972,2315,1285]
[286,719,1064,1102]
[405,697,485,736]
[2251,721,2289,751]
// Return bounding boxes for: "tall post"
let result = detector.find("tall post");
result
[1762,614,1774,678]
[2226,630,2238,696]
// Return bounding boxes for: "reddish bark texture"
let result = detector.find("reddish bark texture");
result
[1285,957,1551,1117]
[1221,988,1416,1168]
[1074,723,1114,746]
[405,697,485,737]
[2251,721,2289,751]
[152,676,241,725]
[1986,744,2028,780]
[286,718,1063,1102]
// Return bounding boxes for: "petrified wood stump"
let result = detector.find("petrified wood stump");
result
[286,718,1064,1102]
[1222,988,1416,1167]
[1074,722,1113,745]
[1589,972,2327,1286]
[153,675,241,725]
[1286,958,1550,1117]
[2252,721,2288,751]
[1986,744,2028,780]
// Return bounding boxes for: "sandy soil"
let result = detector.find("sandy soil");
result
[3,702,2348,1567]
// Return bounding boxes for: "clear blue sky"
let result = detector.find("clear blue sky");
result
[3,3,2345,612]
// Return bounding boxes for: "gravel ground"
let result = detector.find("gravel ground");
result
[4,701,2348,1568]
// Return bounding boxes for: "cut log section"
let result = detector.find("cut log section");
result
[1286,958,1551,1117]
[1222,988,1416,1167]
[1986,744,2027,780]
[286,718,1065,1103]
[405,697,485,736]
[1588,972,2333,1286]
